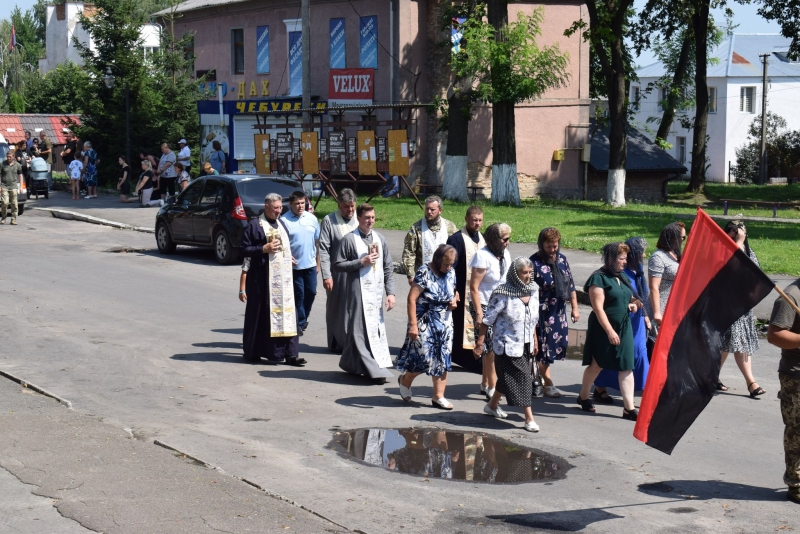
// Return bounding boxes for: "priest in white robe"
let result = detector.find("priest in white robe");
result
[333,203,396,384]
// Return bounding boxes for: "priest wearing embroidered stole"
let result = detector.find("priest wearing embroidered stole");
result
[446,206,486,373]
[401,195,458,285]
[333,203,396,384]
[319,189,359,353]
[240,193,306,366]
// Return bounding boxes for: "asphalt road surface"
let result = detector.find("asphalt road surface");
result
[0,208,797,533]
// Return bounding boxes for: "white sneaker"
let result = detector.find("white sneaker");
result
[483,403,508,419]
[524,420,540,432]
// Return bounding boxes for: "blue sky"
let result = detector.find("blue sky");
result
[12,0,781,68]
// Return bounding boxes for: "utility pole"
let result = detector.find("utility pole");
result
[759,53,769,185]
[301,0,311,131]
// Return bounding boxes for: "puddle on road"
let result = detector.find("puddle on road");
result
[329,428,572,484]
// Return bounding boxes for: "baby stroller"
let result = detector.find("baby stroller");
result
[27,157,49,199]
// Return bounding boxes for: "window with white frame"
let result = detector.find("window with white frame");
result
[676,136,686,166]
[740,86,755,113]
[708,86,717,113]
[631,86,641,111]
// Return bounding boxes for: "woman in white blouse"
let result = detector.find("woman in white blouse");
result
[469,223,513,401]
[477,257,540,432]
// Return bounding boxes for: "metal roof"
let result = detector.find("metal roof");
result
[636,34,800,79]
[154,0,249,16]
[588,120,687,174]
[0,114,79,144]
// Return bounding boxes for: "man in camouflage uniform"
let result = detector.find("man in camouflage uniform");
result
[767,278,800,505]
[401,195,458,284]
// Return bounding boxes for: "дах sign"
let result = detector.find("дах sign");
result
[329,68,374,106]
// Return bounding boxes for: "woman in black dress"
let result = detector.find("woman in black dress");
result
[117,156,138,203]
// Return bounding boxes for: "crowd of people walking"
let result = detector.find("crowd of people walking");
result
[238,192,772,436]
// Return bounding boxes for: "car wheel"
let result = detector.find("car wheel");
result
[214,229,236,265]
[17,203,24,215]
[156,222,177,254]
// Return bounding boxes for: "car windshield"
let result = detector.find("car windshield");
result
[237,179,301,203]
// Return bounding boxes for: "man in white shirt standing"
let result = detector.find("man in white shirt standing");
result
[177,139,191,174]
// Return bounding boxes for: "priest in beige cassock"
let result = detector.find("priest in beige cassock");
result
[333,203,396,384]
[240,193,305,366]
[446,206,486,373]
[319,188,359,353]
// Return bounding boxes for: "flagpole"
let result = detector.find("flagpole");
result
[773,284,800,316]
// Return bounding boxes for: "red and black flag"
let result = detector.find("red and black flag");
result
[634,209,774,454]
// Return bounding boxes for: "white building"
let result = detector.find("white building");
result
[631,34,800,182]
[39,1,162,74]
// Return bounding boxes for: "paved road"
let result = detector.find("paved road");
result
[0,202,797,533]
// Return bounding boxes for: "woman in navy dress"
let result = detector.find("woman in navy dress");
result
[530,228,579,398]
[594,237,651,400]
[396,245,459,410]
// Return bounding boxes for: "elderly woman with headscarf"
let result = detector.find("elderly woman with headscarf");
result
[530,227,579,398]
[648,221,686,327]
[577,243,642,420]
[593,237,651,402]
[469,223,513,402]
[396,244,460,409]
[479,257,541,432]
[718,221,765,398]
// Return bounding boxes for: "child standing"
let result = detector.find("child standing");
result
[68,158,83,200]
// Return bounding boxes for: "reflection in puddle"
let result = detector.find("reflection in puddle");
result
[330,428,572,484]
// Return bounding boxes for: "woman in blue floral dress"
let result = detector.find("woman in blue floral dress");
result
[530,228,579,398]
[396,245,459,410]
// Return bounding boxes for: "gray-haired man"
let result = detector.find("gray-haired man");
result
[319,188,359,352]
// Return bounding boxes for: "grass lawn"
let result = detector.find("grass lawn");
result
[667,181,800,219]
[314,194,800,276]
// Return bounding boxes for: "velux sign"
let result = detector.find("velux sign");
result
[329,68,374,106]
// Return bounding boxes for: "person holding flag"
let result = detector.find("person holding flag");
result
[767,278,800,506]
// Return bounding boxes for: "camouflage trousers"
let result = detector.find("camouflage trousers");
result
[780,373,800,496]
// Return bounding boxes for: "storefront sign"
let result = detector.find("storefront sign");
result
[256,26,270,74]
[328,68,374,105]
[289,31,302,96]
[330,18,346,69]
[359,16,378,69]
[232,99,327,114]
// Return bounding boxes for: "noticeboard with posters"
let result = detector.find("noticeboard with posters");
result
[357,130,377,176]
[254,133,270,174]
[387,129,410,176]
[328,132,347,175]
[276,133,293,174]
[301,132,319,175]
[319,138,328,161]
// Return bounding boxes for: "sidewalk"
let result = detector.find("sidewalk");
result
[0,377,348,534]
[27,190,793,321]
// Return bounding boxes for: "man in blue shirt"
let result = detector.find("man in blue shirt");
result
[281,190,321,334]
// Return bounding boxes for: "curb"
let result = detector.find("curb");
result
[33,207,154,234]
[153,439,362,533]
[0,369,73,409]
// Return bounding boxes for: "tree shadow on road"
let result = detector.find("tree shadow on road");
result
[638,479,786,502]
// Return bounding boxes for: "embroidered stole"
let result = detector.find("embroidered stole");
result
[259,215,297,337]
[421,218,449,266]
[354,230,393,368]
[461,228,486,349]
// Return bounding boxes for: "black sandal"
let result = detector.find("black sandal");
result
[622,408,639,421]
[715,381,728,392]
[577,395,596,413]
[747,382,765,398]
[592,389,614,405]
[284,357,307,367]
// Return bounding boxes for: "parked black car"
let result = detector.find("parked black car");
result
[154,174,303,264]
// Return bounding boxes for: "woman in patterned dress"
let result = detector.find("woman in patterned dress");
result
[396,245,459,409]
[479,257,541,432]
[719,221,766,398]
[530,227,579,398]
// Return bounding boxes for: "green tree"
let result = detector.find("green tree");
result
[733,113,800,183]
[8,91,25,113]
[10,7,44,65]
[757,1,800,59]
[566,0,636,207]
[24,61,88,114]
[453,2,569,205]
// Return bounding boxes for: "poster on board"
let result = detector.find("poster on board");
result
[328,132,346,175]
